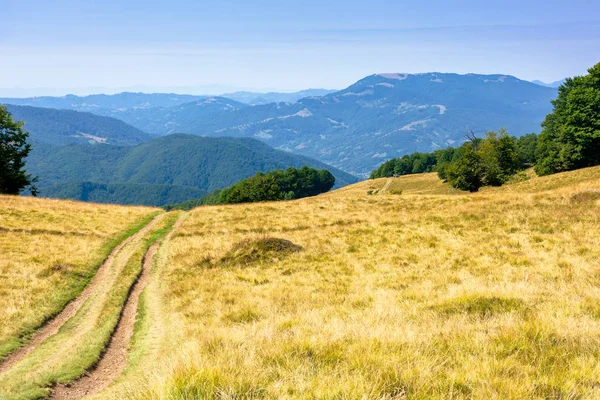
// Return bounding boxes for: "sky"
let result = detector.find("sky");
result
[1,0,599,96]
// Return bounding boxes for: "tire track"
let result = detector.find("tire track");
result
[50,213,185,399]
[380,178,393,194]
[0,215,162,375]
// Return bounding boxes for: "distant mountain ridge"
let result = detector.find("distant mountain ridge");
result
[3,104,153,146]
[26,134,358,206]
[5,72,559,175]
[0,92,208,112]
[103,97,248,135]
[155,72,558,175]
[222,89,337,105]
[531,79,566,88]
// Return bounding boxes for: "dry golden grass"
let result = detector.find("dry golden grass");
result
[0,195,158,359]
[95,166,600,399]
[5,167,600,399]
[0,212,179,400]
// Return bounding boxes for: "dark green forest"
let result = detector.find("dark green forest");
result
[27,134,356,206]
[166,166,335,210]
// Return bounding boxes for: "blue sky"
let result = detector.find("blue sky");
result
[1,0,599,96]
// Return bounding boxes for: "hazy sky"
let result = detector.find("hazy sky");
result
[2,0,599,96]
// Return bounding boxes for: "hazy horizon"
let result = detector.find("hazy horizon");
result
[0,73,569,99]
[3,0,599,97]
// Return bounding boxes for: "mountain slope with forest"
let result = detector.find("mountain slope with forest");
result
[174,73,557,175]
[26,134,358,205]
[3,105,152,146]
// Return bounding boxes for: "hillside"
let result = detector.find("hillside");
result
[103,97,248,135]
[179,73,557,175]
[1,166,599,399]
[84,73,555,176]
[26,134,358,205]
[3,105,153,146]
[0,195,157,361]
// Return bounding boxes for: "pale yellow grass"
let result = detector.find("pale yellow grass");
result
[85,168,600,398]
[0,195,158,359]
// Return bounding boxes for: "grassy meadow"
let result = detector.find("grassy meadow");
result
[0,195,158,359]
[94,167,600,399]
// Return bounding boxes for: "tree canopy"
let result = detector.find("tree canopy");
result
[535,62,600,175]
[166,166,335,210]
[0,105,36,195]
[371,129,527,192]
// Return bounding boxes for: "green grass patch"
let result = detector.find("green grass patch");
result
[431,295,527,318]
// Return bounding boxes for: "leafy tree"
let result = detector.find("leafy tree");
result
[445,145,484,192]
[515,133,538,167]
[0,105,37,195]
[535,62,600,176]
[478,130,521,186]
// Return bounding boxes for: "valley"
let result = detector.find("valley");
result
[1,167,599,398]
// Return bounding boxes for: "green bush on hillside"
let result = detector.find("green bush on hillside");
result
[166,166,335,210]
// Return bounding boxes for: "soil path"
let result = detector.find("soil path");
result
[0,215,162,375]
[380,178,392,194]
[49,242,159,399]
[50,213,185,399]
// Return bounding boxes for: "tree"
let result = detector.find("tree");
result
[515,133,538,167]
[0,105,37,195]
[445,145,484,192]
[478,130,520,186]
[535,62,600,176]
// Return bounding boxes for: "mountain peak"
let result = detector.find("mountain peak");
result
[376,73,410,81]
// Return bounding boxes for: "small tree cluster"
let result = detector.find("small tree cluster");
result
[178,166,335,208]
[370,129,528,192]
[441,130,521,192]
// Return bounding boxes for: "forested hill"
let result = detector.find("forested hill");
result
[26,134,358,206]
[4,104,153,146]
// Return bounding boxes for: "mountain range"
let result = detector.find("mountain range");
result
[3,71,559,178]
[101,73,556,175]
[26,134,358,206]
[531,79,566,88]
[221,89,337,105]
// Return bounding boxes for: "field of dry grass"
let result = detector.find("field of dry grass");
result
[0,195,158,360]
[90,167,600,399]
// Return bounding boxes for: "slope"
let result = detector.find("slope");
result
[87,165,600,399]
[26,134,359,206]
[0,195,157,361]
[171,72,557,175]
[3,105,153,146]
[103,97,247,135]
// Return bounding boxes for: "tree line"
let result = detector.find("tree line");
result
[371,62,600,191]
[166,166,335,210]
